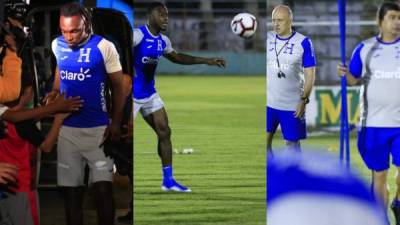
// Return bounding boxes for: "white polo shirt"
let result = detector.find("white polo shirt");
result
[349,36,400,127]
[266,31,316,111]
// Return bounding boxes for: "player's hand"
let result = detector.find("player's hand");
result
[103,123,122,143]
[206,58,226,68]
[294,101,306,118]
[121,122,133,144]
[51,93,83,113]
[0,163,18,185]
[337,63,348,77]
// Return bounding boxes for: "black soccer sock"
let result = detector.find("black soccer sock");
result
[63,186,84,225]
[92,181,115,225]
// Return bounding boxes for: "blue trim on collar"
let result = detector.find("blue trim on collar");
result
[276,31,296,41]
[375,36,400,45]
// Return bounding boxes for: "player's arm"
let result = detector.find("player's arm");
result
[164,51,225,68]
[337,43,363,86]
[108,70,125,140]
[294,66,315,118]
[44,67,61,104]
[53,67,61,91]
[303,67,316,99]
[161,34,225,67]
[294,38,317,118]
[301,38,316,98]
[100,39,126,140]
[46,39,61,102]
[337,64,360,86]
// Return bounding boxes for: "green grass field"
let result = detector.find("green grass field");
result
[134,76,266,225]
[134,75,398,224]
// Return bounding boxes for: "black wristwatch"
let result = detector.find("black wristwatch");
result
[301,96,310,104]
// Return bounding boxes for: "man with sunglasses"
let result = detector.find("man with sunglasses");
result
[266,5,316,152]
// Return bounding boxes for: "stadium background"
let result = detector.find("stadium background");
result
[134,0,266,225]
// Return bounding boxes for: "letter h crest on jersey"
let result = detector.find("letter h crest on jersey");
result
[283,43,295,55]
[78,48,92,63]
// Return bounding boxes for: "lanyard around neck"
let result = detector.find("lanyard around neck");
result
[274,33,293,70]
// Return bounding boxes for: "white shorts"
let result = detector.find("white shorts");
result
[57,125,114,186]
[133,93,165,119]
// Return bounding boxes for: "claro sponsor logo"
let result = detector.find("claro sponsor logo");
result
[373,68,400,79]
[267,60,291,70]
[60,68,92,81]
[141,56,159,64]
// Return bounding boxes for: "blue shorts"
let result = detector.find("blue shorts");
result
[358,127,400,171]
[266,106,306,141]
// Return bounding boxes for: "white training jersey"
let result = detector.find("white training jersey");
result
[266,31,316,111]
[349,36,400,127]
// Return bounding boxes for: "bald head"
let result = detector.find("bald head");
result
[272,5,293,37]
[272,5,293,20]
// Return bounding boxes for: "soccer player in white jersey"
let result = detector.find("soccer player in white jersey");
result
[338,2,400,223]
[48,3,125,225]
[266,5,316,152]
[134,2,226,193]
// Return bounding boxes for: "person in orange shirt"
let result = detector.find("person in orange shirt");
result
[0,31,22,102]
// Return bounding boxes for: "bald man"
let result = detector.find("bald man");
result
[266,5,316,152]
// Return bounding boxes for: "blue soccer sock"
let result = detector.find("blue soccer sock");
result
[162,166,174,181]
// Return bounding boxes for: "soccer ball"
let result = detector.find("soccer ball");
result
[230,13,257,38]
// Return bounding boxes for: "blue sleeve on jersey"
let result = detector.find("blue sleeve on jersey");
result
[301,38,316,68]
[349,43,364,78]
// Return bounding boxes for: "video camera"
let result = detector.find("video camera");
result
[0,0,28,47]
[4,0,28,22]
